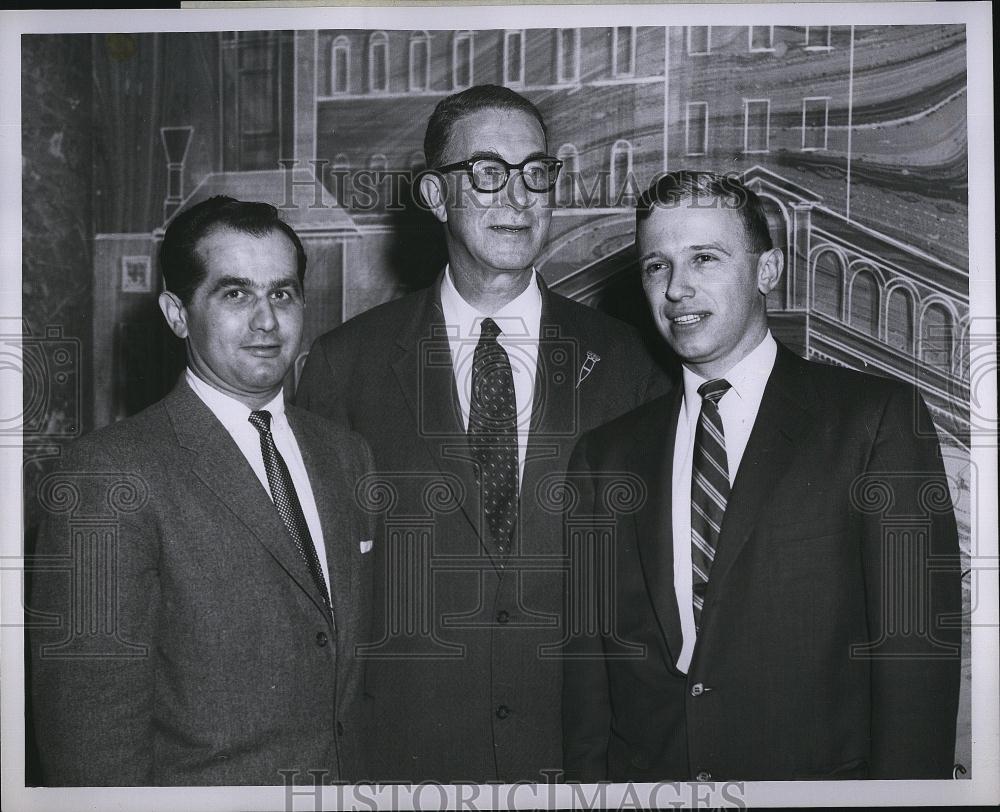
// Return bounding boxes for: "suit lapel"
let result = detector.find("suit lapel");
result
[166,380,333,622]
[520,287,577,550]
[288,409,352,630]
[633,389,685,669]
[703,345,816,607]
[389,280,485,550]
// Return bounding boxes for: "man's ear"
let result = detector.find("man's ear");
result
[158,291,189,339]
[756,248,784,296]
[419,172,448,224]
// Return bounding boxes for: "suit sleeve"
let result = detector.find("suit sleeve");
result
[29,445,159,785]
[561,433,612,782]
[861,385,961,778]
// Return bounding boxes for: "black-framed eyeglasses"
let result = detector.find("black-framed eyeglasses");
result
[435,156,563,193]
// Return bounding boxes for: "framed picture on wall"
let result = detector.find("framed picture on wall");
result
[120,255,152,293]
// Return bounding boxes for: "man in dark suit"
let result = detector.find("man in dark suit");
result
[30,196,376,785]
[295,85,666,783]
[562,171,961,781]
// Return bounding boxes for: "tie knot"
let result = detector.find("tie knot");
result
[698,378,731,405]
[248,409,273,434]
[479,317,502,340]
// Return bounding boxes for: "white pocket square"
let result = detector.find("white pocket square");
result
[360,539,373,554]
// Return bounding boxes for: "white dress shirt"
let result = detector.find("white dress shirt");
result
[670,332,777,673]
[185,369,331,594]
[439,265,543,488]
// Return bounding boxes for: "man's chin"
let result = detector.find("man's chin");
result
[239,363,292,391]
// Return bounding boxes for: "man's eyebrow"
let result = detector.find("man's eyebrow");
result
[466,149,550,163]
[208,275,300,294]
[209,275,255,294]
[638,251,666,263]
[266,276,301,292]
[689,242,733,256]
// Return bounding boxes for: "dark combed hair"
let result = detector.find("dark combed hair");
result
[635,171,773,255]
[159,195,307,303]
[423,84,548,169]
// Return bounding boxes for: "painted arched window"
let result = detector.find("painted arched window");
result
[886,287,916,352]
[609,139,633,206]
[612,27,635,76]
[812,249,844,319]
[504,30,525,87]
[848,269,879,335]
[557,28,580,84]
[920,302,954,370]
[331,36,350,94]
[452,31,474,89]
[409,31,431,91]
[555,143,579,206]
[368,31,389,93]
[956,319,970,381]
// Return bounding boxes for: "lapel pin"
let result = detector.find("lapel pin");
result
[576,351,601,389]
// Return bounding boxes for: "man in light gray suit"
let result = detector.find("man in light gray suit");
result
[29,196,376,785]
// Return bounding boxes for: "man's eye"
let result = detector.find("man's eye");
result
[642,262,668,275]
[224,289,246,299]
[695,254,716,263]
[271,289,291,300]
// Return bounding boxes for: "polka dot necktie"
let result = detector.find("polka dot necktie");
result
[690,378,732,630]
[248,409,332,613]
[467,318,519,553]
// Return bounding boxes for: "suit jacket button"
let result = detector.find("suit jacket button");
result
[496,610,510,624]
[495,704,511,719]
[695,770,712,781]
[690,682,704,696]
[316,631,329,647]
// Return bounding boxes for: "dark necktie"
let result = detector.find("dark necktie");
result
[467,317,519,553]
[248,409,332,612]
[691,378,732,630]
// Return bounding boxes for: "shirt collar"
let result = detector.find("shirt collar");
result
[681,331,778,423]
[185,368,287,430]
[439,264,542,341]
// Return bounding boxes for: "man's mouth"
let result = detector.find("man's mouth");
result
[670,313,708,326]
[490,224,529,233]
[244,345,282,357]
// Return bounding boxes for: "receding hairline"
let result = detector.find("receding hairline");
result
[194,221,297,251]
[191,222,300,274]
[436,106,548,165]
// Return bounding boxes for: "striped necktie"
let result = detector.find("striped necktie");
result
[691,378,732,630]
[248,409,332,613]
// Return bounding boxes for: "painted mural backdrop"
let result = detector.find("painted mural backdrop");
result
[21,24,972,776]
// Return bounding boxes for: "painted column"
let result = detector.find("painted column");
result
[789,201,815,311]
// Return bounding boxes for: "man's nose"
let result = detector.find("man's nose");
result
[250,297,278,331]
[504,169,532,209]
[665,266,695,301]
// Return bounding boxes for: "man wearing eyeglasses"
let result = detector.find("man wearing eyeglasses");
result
[296,84,666,783]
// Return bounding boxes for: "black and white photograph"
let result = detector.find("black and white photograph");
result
[1,2,996,810]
